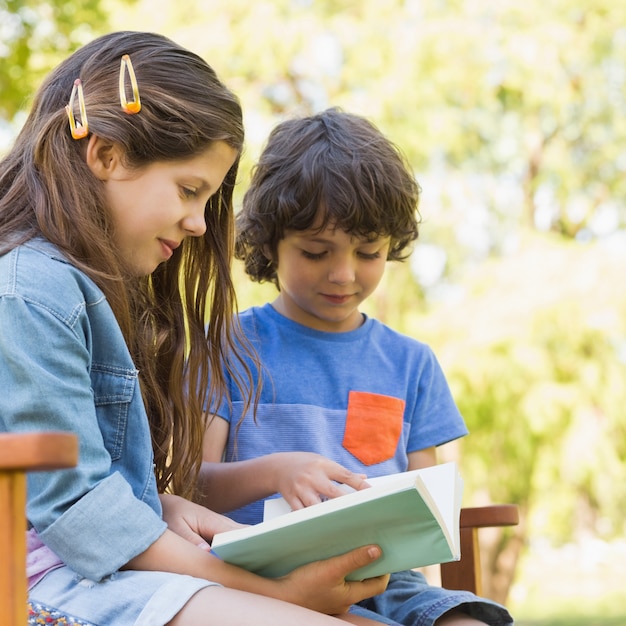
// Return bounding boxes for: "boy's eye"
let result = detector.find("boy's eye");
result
[358,251,381,260]
[301,249,326,260]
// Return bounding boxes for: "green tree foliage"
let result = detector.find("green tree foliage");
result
[4,0,625,241]
[154,0,626,241]
[0,0,108,120]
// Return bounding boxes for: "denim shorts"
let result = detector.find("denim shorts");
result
[356,570,514,626]
[30,565,219,625]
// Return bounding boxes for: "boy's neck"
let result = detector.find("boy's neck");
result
[270,297,365,333]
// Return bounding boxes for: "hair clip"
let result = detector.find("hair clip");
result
[65,79,89,140]
[119,54,141,114]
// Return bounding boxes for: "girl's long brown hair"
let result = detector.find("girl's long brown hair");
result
[0,31,254,498]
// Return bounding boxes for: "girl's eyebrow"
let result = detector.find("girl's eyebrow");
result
[184,177,211,191]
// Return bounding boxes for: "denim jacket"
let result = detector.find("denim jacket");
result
[0,239,166,581]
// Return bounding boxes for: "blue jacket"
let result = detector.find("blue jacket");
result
[0,239,166,581]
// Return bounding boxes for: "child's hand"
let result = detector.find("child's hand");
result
[272,451,370,511]
[275,544,389,614]
[159,493,246,550]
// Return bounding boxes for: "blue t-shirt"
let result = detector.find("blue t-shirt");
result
[216,303,468,525]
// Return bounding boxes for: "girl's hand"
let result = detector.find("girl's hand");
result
[274,544,390,614]
[156,494,388,615]
[159,493,245,550]
[273,452,370,511]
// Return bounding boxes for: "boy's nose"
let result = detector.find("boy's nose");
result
[328,258,355,284]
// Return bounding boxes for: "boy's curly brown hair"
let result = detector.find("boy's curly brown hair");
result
[236,107,421,287]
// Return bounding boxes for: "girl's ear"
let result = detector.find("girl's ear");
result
[85,135,122,181]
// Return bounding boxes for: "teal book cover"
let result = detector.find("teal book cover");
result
[211,462,463,581]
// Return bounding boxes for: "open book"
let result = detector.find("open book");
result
[211,462,463,580]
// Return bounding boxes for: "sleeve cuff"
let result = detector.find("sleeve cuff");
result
[39,472,167,581]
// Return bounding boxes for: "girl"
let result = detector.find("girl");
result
[0,32,388,626]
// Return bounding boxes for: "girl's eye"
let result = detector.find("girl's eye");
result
[181,186,197,199]
[301,249,326,260]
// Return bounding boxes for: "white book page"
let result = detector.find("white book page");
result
[263,469,424,521]
[414,463,463,555]
[263,465,459,525]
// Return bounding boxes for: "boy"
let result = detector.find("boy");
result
[199,109,514,626]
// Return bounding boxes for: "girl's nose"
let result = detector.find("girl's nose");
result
[181,210,207,237]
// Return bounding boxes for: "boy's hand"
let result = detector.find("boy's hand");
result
[159,493,245,550]
[275,544,389,614]
[273,451,370,510]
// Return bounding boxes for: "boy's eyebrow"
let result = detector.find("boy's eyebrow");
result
[294,232,389,246]
[297,234,335,244]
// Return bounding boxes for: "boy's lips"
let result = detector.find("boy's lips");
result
[321,293,353,304]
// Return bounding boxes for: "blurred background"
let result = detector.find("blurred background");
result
[2,1,625,623]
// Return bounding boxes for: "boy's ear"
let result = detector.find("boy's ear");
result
[262,245,274,263]
[85,135,123,181]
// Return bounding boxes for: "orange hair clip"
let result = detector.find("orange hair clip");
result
[119,54,141,114]
[65,79,89,140]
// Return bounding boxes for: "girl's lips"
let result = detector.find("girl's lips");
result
[159,239,179,260]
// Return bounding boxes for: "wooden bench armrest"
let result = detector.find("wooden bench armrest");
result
[460,504,519,529]
[0,431,78,625]
[440,504,519,595]
[0,432,78,471]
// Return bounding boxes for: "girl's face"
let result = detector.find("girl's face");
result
[94,139,237,276]
[272,219,390,332]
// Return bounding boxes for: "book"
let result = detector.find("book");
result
[210,462,463,581]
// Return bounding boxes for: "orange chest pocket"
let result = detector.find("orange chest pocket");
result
[342,390,405,466]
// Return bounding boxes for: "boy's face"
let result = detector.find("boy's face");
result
[271,221,390,332]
